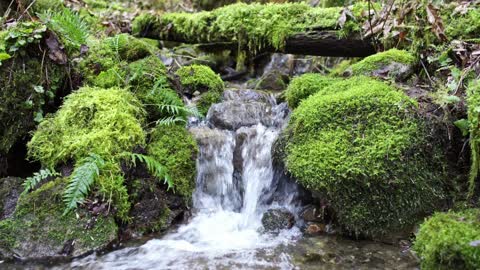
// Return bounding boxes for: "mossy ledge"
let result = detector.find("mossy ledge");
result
[414,209,480,270]
[0,178,118,259]
[284,76,447,237]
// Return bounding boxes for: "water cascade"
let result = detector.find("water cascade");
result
[70,88,303,269]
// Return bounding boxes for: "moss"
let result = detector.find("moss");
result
[443,6,480,40]
[0,178,117,257]
[28,86,146,168]
[176,64,224,94]
[285,76,446,236]
[0,29,65,156]
[414,209,480,270]
[147,125,198,198]
[133,3,359,52]
[79,34,159,87]
[197,91,222,115]
[19,0,64,13]
[128,55,184,120]
[467,82,480,198]
[285,73,341,109]
[350,49,416,76]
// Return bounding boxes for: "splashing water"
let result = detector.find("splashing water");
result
[68,90,302,269]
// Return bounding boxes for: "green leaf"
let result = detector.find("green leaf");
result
[454,119,470,137]
[0,53,11,61]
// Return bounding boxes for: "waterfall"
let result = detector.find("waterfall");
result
[69,89,301,270]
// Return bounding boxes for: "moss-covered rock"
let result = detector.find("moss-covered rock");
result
[197,91,222,115]
[285,73,340,109]
[79,34,159,87]
[414,209,480,270]
[176,64,224,95]
[0,23,65,160]
[349,49,416,81]
[28,86,146,168]
[284,76,446,237]
[128,55,184,120]
[147,125,198,198]
[0,178,118,259]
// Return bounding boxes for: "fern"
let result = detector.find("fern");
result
[39,8,89,52]
[22,169,60,195]
[63,154,105,214]
[156,116,187,126]
[121,152,174,190]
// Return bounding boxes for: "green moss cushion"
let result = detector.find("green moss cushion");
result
[285,73,340,109]
[147,125,198,198]
[414,209,480,270]
[285,76,446,236]
[28,86,146,168]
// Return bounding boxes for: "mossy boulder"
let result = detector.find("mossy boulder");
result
[0,179,118,260]
[414,209,480,270]
[147,124,198,198]
[79,34,159,87]
[176,64,224,95]
[128,55,183,120]
[285,73,340,109]
[284,76,446,237]
[28,86,146,168]
[349,49,416,81]
[176,64,224,115]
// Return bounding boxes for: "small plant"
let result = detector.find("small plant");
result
[0,22,46,66]
[39,8,89,53]
[63,154,105,214]
[121,152,174,190]
[156,103,202,126]
[22,169,60,195]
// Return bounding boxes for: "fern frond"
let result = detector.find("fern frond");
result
[158,104,202,118]
[39,8,89,52]
[63,154,105,214]
[121,152,174,191]
[155,116,187,127]
[22,169,60,195]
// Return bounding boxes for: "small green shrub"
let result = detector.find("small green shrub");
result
[147,124,198,198]
[285,76,446,236]
[176,64,224,94]
[285,73,340,109]
[28,86,146,168]
[414,209,480,270]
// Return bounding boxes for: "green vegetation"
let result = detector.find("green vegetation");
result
[176,64,224,94]
[467,82,480,198]
[443,6,480,40]
[0,178,118,257]
[0,22,65,156]
[285,74,340,109]
[132,3,347,52]
[350,49,416,77]
[284,76,446,236]
[28,86,145,168]
[414,209,480,270]
[176,64,224,115]
[147,124,198,198]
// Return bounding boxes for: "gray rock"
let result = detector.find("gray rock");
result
[262,209,295,232]
[207,101,271,130]
[0,177,23,220]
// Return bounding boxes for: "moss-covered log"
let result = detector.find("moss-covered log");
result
[132,3,376,57]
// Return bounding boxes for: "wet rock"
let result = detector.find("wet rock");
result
[301,205,325,223]
[126,178,187,236]
[208,101,271,130]
[262,209,295,232]
[369,62,413,82]
[223,89,272,104]
[0,177,23,220]
[256,71,289,91]
[304,222,326,235]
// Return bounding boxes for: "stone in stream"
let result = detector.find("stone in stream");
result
[261,209,295,232]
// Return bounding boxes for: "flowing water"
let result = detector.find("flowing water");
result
[3,88,419,270]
